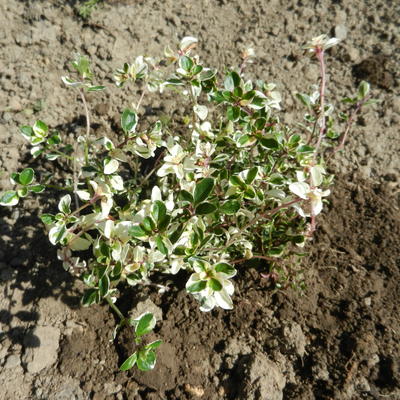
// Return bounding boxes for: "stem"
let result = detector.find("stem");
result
[230,254,277,265]
[135,89,146,111]
[79,88,91,164]
[105,295,125,321]
[140,150,165,186]
[241,198,303,234]
[314,48,326,158]
[72,142,79,209]
[218,198,303,252]
[45,184,74,191]
[71,194,101,216]
[334,99,366,153]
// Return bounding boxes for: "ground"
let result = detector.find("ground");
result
[0,0,399,399]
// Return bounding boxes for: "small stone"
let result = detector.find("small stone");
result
[23,325,60,374]
[4,354,20,369]
[8,97,22,111]
[364,297,372,306]
[356,376,371,392]
[238,354,286,400]
[283,322,307,357]
[391,96,400,114]
[347,47,360,62]
[104,382,122,395]
[334,24,347,40]
[131,298,163,321]
[367,353,380,368]
[184,384,204,397]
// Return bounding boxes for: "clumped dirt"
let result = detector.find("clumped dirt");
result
[0,1,399,399]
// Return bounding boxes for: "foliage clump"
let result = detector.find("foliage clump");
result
[0,35,374,370]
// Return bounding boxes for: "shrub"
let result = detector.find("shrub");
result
[0,35,375,370]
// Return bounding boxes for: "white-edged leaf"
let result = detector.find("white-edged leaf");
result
[76,190,91,201]
[0,190,19,206]
[61,76,84,88]
[68,235,92,251]
[58,194,72,214]
[104,158,119,175]
[49,224,67,245]
[179,36,198,51]
[193,105,208,120]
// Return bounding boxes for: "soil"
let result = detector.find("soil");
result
[0,1,399,399]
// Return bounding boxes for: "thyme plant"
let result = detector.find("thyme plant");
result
[0,35,374,370]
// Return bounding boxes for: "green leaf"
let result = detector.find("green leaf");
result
[179,55,194,72]
[47,134,61,145]
[29,184,45,193]
[233,86,243,98]
[208,278,222,291]
[195,202,217,215]
[40,213,55,225]
[255,118,266,130]
[152,200,167,224]
[9,172,19,184]
[137,349,156,371]
[187,280,207,293]
[295,93,311,107]
[19,168,34,186]
[81,288,99,307]
[135,313,156,337]
[87,85,106,92]
[141,216,155,233]
[169,223,184,244]
[227,105,240,121]
[288,134,301,147]
[200,69,217,81]
[145,340,162,350]
[224,74,235,91]
[260,137,279,150]
[0,190,19,206]
[229,175,246,188]
[192,65,203,75]
[155,236,168,255]
[194,178,214,205]
[20,125,34,140]
[296,144,315,153]
[17,187,29,198]
[238,134,251,146]
[224,71,240,91]
[129,225,148,238]
[49,224,67,245]
[179,190,194,203]
[358,81,370,99]
[220,200,240,215]
[215,263,236,276]
[121,109,138,133]
[246,167,259,184]
[242,90,255,101]
[268,247,284,257]
[120,352,138,371]
[58,194,71,214]
[99,274,110,297]
[157,214,171,232]
[33,120,48,136]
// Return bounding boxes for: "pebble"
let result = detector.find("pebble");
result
[4,354,20,369]
[347,47,360,62]
[184,384,204,397]
[22,325,60,374]
[334,24,348,41]
[131,298,163,321]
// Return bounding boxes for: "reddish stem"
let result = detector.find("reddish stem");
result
[314,48,326,158]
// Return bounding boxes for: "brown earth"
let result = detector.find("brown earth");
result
[0,1,399,399]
